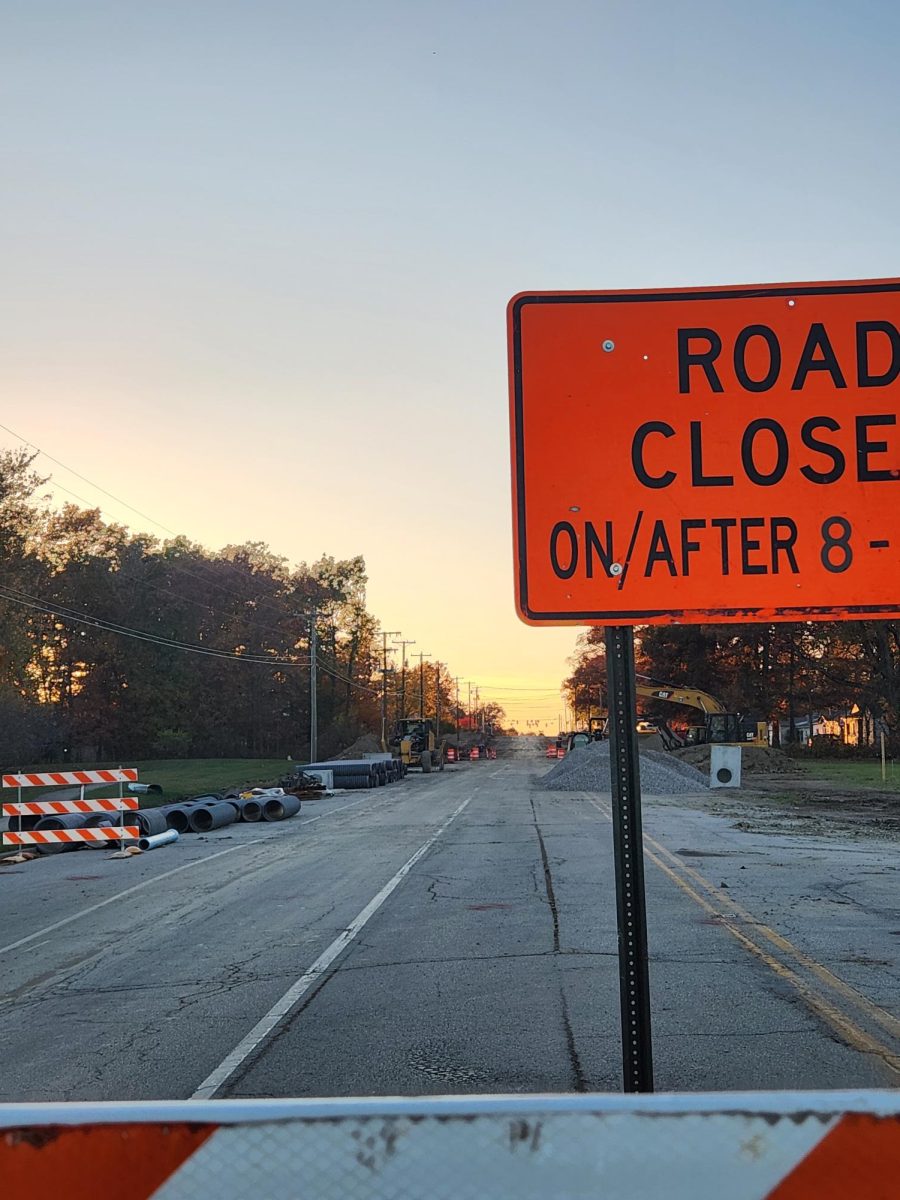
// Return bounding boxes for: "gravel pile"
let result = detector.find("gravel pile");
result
[542,739,708,794]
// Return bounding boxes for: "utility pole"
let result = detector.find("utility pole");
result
[453,677,462,753]
[416,652,432,719]
[434,661,441,738]
[380,630,400,749]
[309,609,318,762]
[392,639,415,721]
[467,682,473,733]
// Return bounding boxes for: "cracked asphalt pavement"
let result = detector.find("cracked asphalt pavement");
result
[1,745,897,1100]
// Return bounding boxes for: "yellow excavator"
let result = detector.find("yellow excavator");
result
[634,677,768,747]
[577,678,767,749]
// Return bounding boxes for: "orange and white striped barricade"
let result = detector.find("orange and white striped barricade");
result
[446,746,457,763]
[2,768,140,847]
[1,1090,898,1199]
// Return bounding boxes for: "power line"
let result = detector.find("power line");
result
[0,426,479,705]
[316,657,401,697]
[471,684,566,691]
[0,584,406,699]
[476,691,562,698]
[0,584,312,668]
[1,421,312,626]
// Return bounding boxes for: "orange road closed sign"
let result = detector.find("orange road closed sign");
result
[508,279,900,626]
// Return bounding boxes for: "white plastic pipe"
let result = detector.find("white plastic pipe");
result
[138,829,179,851]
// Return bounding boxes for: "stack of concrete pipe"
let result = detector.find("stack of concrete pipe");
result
[155,789,302,831]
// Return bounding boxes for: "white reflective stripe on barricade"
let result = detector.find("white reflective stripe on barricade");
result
[4,827,139,844]
[1,1092,897,1200]
[3,798,139,815]
[2,769,139,787]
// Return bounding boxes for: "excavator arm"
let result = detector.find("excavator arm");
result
[634,676,727,714]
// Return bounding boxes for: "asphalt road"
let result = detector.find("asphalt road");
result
[1,745,897,1101]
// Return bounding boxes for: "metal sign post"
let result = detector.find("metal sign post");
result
[605,625,654,1092]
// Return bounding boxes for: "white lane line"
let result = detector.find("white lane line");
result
[0,793,383,959]
[0,843,260,958]
[191,791,476,1100]
[297,794,372,825]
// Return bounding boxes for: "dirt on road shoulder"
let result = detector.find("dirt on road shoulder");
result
[677,770,900,842]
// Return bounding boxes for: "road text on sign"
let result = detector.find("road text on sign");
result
[508,280,900,625]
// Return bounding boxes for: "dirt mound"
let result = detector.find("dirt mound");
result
[335,732,383,759]
[672,744,803,775]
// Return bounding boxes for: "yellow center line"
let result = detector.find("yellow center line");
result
[643,822,900,1042]
[590,799,900,1076]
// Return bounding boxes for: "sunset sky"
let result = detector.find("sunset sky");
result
[3,1,899,729]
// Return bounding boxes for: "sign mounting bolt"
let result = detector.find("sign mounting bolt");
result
[610,562,623,576]
[602,339,615,352]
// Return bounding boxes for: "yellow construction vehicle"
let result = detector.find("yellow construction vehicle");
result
[579,684,766,748]
[388,717,447,772]
[634,677,768,747]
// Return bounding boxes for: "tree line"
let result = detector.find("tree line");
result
[0,450,497,767]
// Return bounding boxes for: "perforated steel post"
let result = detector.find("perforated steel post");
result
[605,625,654,1092]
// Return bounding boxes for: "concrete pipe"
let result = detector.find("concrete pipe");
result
[263,794,302,821]
[134,807,169,837]
[138,829,179,851]
[5,813,41,832]
[222,797,261,820]
[189,802,237,833]
[164,806,194,834]
[241,798,263,822]
[82,813,117,828]
[33,813,89,855]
